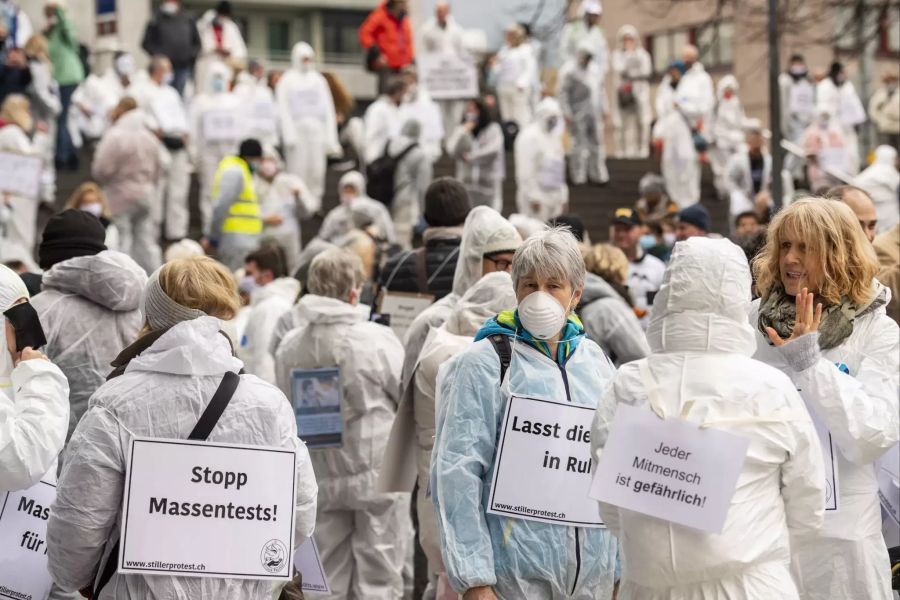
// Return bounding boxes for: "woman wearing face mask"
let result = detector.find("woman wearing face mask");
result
[0,264,69,491]
[750,199,899,600]
[0,94,49,270]
[816,62,866,174]
[431,227,618,600]
[64,181,120,250]
[447,98,506,212]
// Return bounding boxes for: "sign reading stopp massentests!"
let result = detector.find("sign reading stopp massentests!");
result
[590,404,750,534]
[119,437,297,580]
[487,395,604,527]
[0,480,56,600]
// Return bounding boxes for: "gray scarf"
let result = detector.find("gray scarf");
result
[758,282,887,350]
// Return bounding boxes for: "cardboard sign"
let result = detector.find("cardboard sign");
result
[202,110,241,142]
[0,481,56,600]
[291,368,344,449]
[487,395,605,528]
[119,437,297,580]
[293,537,330,594]
[378,291,435,343]
[290,88,326,121]
[788,84,815,116]
[0,152,43,198]
[809,409,840,512]
[590,404,750,534]
[418,52,479,101]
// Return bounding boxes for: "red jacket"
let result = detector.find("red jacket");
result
[358,3,414,69]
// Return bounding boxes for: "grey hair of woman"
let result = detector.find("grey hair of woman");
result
[511,226,586,292]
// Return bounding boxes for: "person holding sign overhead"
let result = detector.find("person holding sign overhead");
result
[430,227,618,600]
[590,237,826,599]
[749,198,900,600]
[48,256,318,598]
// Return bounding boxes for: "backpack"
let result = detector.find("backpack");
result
[366,141,417,207]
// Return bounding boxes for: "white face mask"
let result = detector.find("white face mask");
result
[518,291,568,340]
[161,2,178,15]
[80,203,103,218]
[663,232,676,246]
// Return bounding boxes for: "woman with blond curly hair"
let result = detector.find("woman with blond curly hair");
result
[750,198,899,600]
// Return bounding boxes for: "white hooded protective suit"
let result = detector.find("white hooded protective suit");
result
[854,145,900,233]
[447,120,506,211]
[0,123,49,270]
[725,148,772,222]
[364,94,403,165]
[239,277,301,386]
[47,316,318,598]
[559,41,610,185]
[420,13,467,144]
[399,85,444,163]
[709,75,747,197]
[490,42,538,127]
[276,43,339,204]
[611,25,652,158]
[0,265,69,491]
[817,76,866,174]
[387,118,433,249]
[750,282,899,600]
[189,61,243,234]
[30,251,146,440]
[195,10,247,95]
[578,271,648,366]
[233,72,280,151]
[256,166,317,274]
[514,97,569,222]
[778,71,817,180]
[274,294,409,600]
[591,237,826,599]
[317,170,397,244]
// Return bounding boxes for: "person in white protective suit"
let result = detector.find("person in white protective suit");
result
[590,236,826,600]
[387,117,433,249]
[653,56,711,208]
[71,52,132,142]
[276,42,339,205]
[0,95,49,269]
[750,198,899,600]
[854,144,900,234]
[399,65,444,163]
[32,209,146,440]
[611,25,652,159]
[420,1,467,146]
[23,34,61,205]
[779,54,817,183]
[817,61,866,175]
[446,99,506,211]
[430,227,618,600]
[233,59,279,150]
[128,55,192,241]
[405,272,518,599]
[317,170,397,245]
[47,256,318,599]
[0,264,69,491]
[514,96,569,221]
[239,245,300,385]
[724,120,772,226]
[190,60,242,234]
[579,243,649,366]
[709,75,747,198]
[490,24,538,128]
[559,0,608,75]
[802,107,852,193]
[194,2,247,96]
[274,248,409,600]
[364,75,407,165]
[256,149,317,273]
[559,39,610,185]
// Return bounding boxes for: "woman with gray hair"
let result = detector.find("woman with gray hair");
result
[430,227,618,600]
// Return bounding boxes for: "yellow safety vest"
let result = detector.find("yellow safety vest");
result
[213,156,262,235]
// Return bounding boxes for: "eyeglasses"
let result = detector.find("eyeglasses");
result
[485,256,513,272]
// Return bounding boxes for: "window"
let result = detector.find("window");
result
[696,21,734,69]
[268,19,291,62]
[879,6,900,55]
[322,9,367,64]
[649,29,689,74]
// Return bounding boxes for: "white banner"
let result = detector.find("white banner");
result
[202,110,241,142]
[487,395,604,527]
[418,52,479,101]
[378,291,435,343]
[119,437,297,580]
[0,152,43,199]
[294,537,330,594]
[590,404,750,534]
[0,480,56,600]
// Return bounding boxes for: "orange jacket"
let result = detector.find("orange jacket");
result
[358,3,414,70]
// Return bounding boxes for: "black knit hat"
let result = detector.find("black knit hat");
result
[424,177,472,227]
[39,209,107,270]
[678,203,711,233]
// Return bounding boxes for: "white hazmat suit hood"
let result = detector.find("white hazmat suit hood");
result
[592,237,826,599]
[451,206,522,297]
[854,144,900,232]
[292,41,315,73]
[514,98,568,221]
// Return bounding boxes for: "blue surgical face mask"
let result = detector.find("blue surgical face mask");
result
[639,234,656,250]
[212,78,226,93]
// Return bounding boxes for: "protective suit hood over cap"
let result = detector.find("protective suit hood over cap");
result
[41,251,148,312]
[338,170,366,198]
[0,264,29,380]
[616,24,642,47]
[576,38,595,58]
[647,237,756,355]
[452,207,522,296]
[717,74,740,98]
[446,271,517,336]
[535,97,562,121]
[874,144,898,166]
[291,41,316,72]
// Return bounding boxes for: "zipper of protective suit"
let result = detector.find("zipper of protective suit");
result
[557,359,581,596]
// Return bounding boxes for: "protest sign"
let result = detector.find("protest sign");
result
[377,291,435,342]
[0,152,42,199]
[809,409,840,512]
[788,84,815,116]
[290,88,325,121]
[202,110,241,142]
[418,52,479,101]
[293,537,330,594]
[590,404,749,534]
[119,437,297,580]
[0,480,56,600]
[487,395,604,527]
[291,368,344,449]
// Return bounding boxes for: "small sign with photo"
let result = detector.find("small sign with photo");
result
[291,368,344,449]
